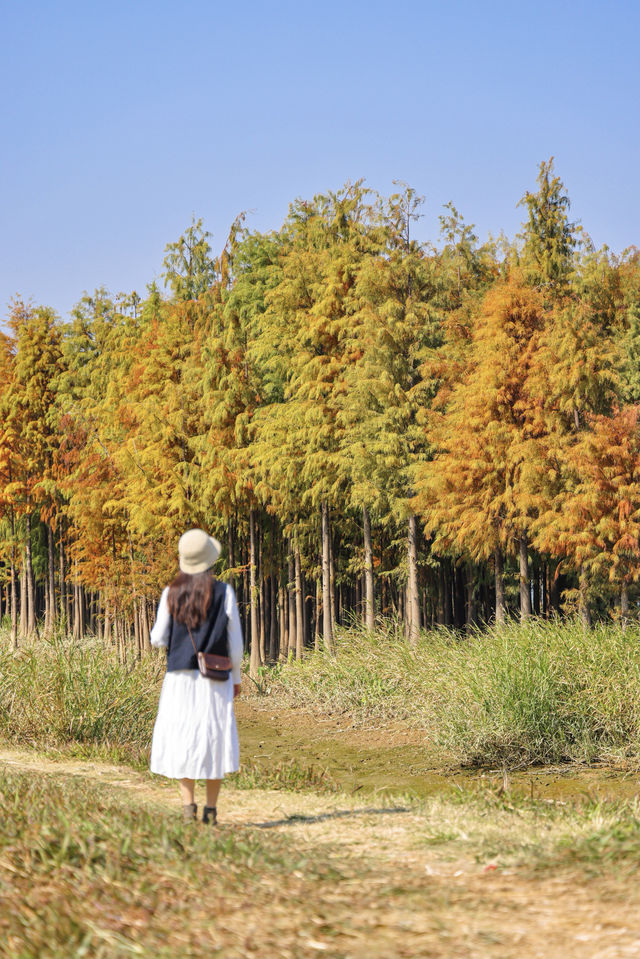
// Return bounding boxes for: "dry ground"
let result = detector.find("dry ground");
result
[2,746,640,959]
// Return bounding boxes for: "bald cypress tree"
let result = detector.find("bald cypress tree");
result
[347,186,439,637]
[414,275,546,622]
[3,303,65,637]
[0,329,19,644]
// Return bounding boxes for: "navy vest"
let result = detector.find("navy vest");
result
[166,579,229,672]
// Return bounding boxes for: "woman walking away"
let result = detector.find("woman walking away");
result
[150,528,244,824]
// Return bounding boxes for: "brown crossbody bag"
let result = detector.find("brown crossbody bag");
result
[187,624,232,681]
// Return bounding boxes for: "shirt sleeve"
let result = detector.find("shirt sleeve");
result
[150,587,171,648]
[225,583,245,684]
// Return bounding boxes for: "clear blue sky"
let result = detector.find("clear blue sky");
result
[1,0,638,320]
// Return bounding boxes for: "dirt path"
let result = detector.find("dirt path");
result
[2,746,640,958]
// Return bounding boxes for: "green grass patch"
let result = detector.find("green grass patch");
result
[2,762,640,957]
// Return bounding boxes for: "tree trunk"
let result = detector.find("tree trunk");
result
[278,584,286,659]
[454,565,466,629]
[621,582,630,629]
[363,505,375,630]
[407,514,420,641]
[10,508,17,649]
[269,580,278,660]
[46,522,56,636]
[314,576,321,651]
[25,514,37,637]
[269,516,278,660]
[328,515,336,629]
[249,508,260,680]
[73,572,85,642]
[59,530,67,626]
[74,583,80,640]
[44,558,51,636]
[96,597,103,643]
[65,542,73,626]
[141,595,151,648]
[465,562,476,630]
[241,538,249,644]
[303,571,311,647]
[294,531,304,660]
[73,561,80,641]
[19,551,27,640]
[494,547,505,624]
[443,561,452,626]
[287,543,295,660]
[321,503,334,652]
[579,566,591,629]
[258,518,266,665]
[104,600,112,648]
[128,536,140,656]
[519,532,531,621]
[532,563,540,616]
[133,599,141,658]
[227,519,235,591]
[436,564,445,625]
[117,613,126,664]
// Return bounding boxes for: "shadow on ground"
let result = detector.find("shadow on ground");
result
[250,804,410,828]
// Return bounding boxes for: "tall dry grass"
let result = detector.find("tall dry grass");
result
[3,617,640,769]
[262,617,640,767]
[0,632,163,764]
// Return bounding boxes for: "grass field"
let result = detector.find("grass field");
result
[3,621,640,957]
[3,618,640,771]
[2,754,640,958]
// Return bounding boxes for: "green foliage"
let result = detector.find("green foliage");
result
[518,157,578,289]
[2,302,65,515]
[414,276,546,560]
[162,215,216,301]
[619,251,640,402]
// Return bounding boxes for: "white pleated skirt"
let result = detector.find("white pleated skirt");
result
[150,669,239,780]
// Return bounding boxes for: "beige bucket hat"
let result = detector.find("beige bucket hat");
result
[178,528,222,574]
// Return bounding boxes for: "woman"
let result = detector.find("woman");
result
[150,528,244,823]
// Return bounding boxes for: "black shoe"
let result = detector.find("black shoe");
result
[183,803,197,821]
[202,805,217,825]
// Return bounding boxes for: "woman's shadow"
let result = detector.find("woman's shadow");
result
[245,805,411,829]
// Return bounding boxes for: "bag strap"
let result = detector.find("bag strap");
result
[186,613,217,658]
[184,584,226,659]
[186,623,200,658]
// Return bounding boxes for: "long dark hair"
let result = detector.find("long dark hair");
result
[167,571,215,630]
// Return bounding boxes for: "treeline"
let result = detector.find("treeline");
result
[2,161,640,671]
